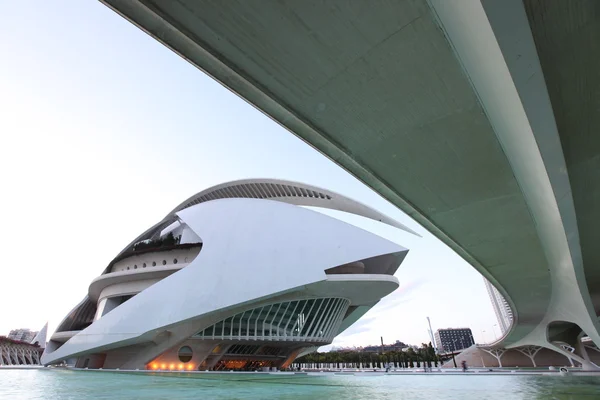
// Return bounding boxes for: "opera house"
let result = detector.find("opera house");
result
[42,179,411,371]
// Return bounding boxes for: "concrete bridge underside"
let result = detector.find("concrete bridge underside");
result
[100,0,600,368]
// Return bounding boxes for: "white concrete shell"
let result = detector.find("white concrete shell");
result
[43,182,408,370]
[166,178,417,234]
[30,323,48,349]
[107,178,416,265]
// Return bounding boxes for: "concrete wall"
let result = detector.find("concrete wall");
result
[110,247,201,273]
[75,353,106,369]
[97,278,162,304]
[146,340,216,371]
[103,344,152,369]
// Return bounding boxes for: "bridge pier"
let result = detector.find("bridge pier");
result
[515,345,542,368]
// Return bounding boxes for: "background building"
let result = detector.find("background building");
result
[484,278,513,335]
[434,328,474,353]
[7,329,37,343]
[0,336,43,365]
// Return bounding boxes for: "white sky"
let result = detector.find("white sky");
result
[0,1,500,347]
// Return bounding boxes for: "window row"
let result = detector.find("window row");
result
[122,257,189,271]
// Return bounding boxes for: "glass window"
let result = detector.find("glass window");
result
[142,263,146,268]
[173,258,178,264]
[134,265,137,269]
[152,261,156,267]
[162,260,167,266]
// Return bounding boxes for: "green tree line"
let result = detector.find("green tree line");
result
[295,343,448,368]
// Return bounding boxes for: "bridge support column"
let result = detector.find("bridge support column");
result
[575,332,599,371]
[583,342,600,355]
[480,348,506,368]
[548,341,600,371]
[516,345,542,368]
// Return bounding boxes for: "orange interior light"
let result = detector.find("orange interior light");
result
[169,363,175,370]
[161,363,166,369]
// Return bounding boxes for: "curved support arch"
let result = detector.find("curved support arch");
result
[430,0,600,349]
[166,179,418,234]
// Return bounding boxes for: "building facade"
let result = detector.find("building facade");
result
[484,278,513,335]
[42,179,413,371]
[434,328,474,353]
[0,337,43,366]
[7,329,37,343]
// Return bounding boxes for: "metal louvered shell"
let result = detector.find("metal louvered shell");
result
[164,179,416,234]
[179,182,332,210]
[195,298,350,344]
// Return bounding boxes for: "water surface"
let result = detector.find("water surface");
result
[1,369,599,399]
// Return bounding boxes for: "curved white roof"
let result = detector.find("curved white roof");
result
[165,179,418,235]
[107,178,417,267]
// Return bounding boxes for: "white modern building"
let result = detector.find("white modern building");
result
[484,278,513,335]
[42,179,412,370]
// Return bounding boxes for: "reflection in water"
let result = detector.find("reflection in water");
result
[0,370,599,400]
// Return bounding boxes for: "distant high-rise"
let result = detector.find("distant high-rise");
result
[434,328,474,353]
[7,328,37,343]
[484,278,513,334]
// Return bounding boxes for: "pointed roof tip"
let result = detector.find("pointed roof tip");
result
[30,322,48,348]
[408,227,422,238]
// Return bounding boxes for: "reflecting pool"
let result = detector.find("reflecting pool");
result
[1,369,599,399]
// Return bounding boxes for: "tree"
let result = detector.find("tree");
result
[294,343,441,370]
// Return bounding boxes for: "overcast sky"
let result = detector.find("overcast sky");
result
[0,1,500,347]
